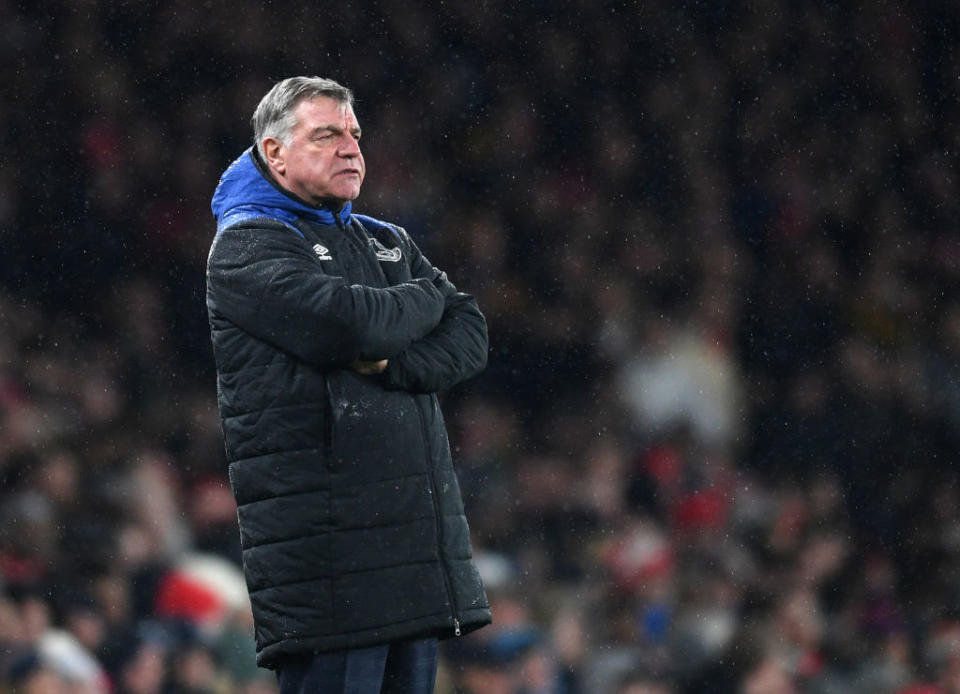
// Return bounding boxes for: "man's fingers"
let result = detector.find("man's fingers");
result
[351,359,388,375]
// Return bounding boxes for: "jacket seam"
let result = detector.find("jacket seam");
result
[255,609,453,649]
[237,469,430,497]
[337,470,428,491]
[221,401,323,420]
[237,488,330,508]
[214,360,297,376]
[230,444,321,461]
[233,469,429,496]
[249,556,443,594]
[242,514,437,551]
[230,446,322,467]
[242,528,330,552]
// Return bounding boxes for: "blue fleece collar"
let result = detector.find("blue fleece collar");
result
[211,148,353,233]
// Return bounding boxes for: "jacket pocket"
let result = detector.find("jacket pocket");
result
[325,371,428,483]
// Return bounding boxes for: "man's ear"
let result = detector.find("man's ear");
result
[262,137,286,175]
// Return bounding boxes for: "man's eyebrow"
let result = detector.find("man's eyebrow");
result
[310,125,340,136]
[309,125,362,136]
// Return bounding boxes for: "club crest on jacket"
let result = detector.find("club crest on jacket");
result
[370,237,402,262]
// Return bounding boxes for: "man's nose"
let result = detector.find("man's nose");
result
[339,135,361,157]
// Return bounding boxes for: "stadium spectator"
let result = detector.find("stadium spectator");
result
[2,2,959,692]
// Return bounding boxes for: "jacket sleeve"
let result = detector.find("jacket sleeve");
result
[380,229,488,394]
[206,221,446,368]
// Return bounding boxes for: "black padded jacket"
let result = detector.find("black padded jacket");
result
[206,152,491,668]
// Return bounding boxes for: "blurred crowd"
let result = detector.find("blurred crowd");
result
[2,0,960,692]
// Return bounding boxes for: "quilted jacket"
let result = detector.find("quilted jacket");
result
[206,148,491,668]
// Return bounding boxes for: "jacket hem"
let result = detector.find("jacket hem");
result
[256,608,492,670]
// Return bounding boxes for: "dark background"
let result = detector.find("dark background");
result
[1,1,959,693]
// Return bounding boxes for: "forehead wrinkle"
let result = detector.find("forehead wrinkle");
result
[292,97,358,129]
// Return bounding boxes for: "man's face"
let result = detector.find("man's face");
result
[270,96,365,208]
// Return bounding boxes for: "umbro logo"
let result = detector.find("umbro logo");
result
[312,244,333,260]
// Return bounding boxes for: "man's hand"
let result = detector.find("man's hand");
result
[351,359,388,375]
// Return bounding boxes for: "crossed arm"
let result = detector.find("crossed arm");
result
[207,221,487,393]
[378,228,488,393]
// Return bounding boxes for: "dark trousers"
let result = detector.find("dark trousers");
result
[276,638,439,694]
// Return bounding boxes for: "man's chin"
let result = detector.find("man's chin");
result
[333,187,362,204]
[320,191,361,210]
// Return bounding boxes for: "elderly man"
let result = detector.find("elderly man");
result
[206,76,491,693]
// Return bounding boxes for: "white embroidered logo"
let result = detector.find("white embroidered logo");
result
[370,237,402,262]
[312,244,333,260]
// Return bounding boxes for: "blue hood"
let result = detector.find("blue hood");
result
[211,148,352,234]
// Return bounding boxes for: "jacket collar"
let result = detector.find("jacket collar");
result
[211,147,353,232]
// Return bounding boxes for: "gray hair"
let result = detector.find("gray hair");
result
[251,76,354,158]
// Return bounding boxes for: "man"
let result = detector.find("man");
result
[206,76,491,693]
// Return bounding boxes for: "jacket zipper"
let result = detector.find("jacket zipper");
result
[322,375,334,449]
[335,213,461,635]
[416,398,461,636]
